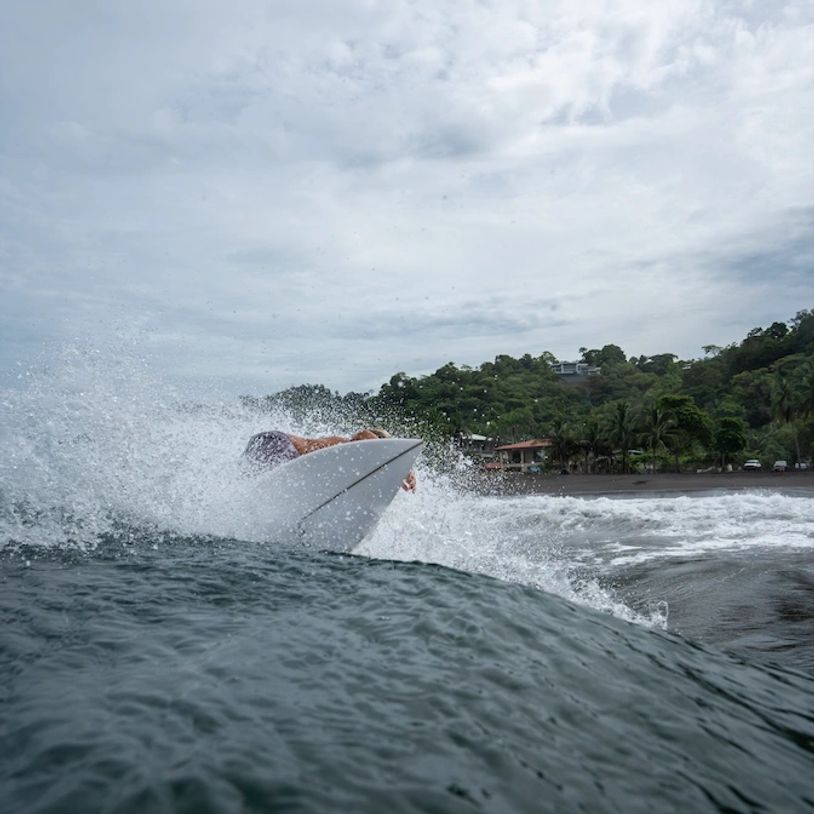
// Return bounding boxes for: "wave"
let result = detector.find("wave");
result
[2,343,812,633]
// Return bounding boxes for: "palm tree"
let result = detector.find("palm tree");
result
[548,415,574,472]
[640,405,676,473]
[798,360,814,420]
[604,400,637,473]
[579,417,603,474]
[772,371,801,464]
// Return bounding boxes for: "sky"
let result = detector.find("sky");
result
[1,0,813,397]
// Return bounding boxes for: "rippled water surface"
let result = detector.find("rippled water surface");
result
[2,349,814,812]
[3,538,814,814]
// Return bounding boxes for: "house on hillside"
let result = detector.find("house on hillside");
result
[494,438,553,473]
[550,361,601,380]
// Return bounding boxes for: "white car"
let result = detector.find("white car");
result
[743,459,762,471]
[773,460,788,472]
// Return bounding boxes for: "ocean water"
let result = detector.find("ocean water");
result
[2,349,813,813]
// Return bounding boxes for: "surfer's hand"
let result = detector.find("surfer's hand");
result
[402,470,417,492]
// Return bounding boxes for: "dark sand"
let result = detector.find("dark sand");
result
[474,469,814,497]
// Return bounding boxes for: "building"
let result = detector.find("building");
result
[456,432,497,464]
[550,361,601,379]
[494,438,553,473]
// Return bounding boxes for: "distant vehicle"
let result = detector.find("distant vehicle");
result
[772,460,788,472]
[743,459,762,471]
[796,461,810,470]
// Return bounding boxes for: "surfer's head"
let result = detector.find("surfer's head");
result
[367,428,391,439]
[242,430,300,470]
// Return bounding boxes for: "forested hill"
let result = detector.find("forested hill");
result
[243,309,814,469]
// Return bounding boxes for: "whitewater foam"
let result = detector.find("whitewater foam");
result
[2,344,811,631]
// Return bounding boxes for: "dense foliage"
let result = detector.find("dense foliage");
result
[246,310,814,472]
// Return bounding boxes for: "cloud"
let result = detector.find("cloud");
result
[0,0,812,394]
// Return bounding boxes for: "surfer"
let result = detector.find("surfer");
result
[243,428,417,491]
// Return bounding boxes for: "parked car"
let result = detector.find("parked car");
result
[772,460,788,472]
[743,459,762,471]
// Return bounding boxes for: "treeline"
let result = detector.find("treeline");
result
[243,310,814,472]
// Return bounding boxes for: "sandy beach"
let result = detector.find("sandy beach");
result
[473,469,814,497]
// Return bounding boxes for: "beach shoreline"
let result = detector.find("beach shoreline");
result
[472,469,814,497]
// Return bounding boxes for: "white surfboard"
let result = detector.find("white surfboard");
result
[251,438,422,552]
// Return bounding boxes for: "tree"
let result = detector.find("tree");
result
[580,344,627,368]
[635,354,678,376]
[725,324,792,375]
[658,394,712,472]
[799,360,814,419]
[681,357,726,410]
[772,370,802,463]
[493,407,536,443]
[640,405,676,473]
[579,346,597,365]
[766,321,789,340]
[789,310,814,352]
[730,369,773,427]
[548,415,575,472]
[578,416,606,474]
[713,417,747,469]
[603,400,638,473]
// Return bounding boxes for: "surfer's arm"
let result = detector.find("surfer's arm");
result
[349,429,381,441]
[289,431,417,491]
[287,434,350,455]
[289,430,387,454]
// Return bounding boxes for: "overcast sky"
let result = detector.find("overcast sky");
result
[1,1,812,396]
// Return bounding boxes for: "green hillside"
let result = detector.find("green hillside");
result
[245,309,814,472]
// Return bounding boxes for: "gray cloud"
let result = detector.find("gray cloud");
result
[1,0,812,394]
